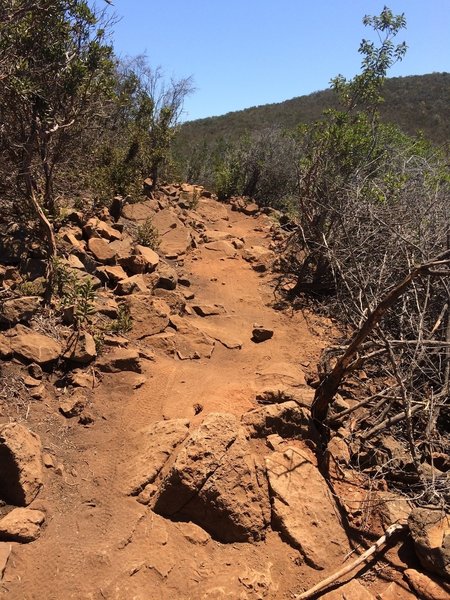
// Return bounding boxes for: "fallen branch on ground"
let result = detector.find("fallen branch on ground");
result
[295,522,408,599]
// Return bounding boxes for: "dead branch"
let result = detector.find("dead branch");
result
[311,249,450,421]
[295,523,407,600]
[360,403,422,441]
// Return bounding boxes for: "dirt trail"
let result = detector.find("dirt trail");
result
[1,201,334,599]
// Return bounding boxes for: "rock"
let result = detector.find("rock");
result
[190,318,243,350]
[0,296,41,326]
[152,208,191,258]
[0,335,13,359]
[59,389,87,418]
[152,289,186,314]
[242,202,259,216]
[135,245,160,272]
[242,246,274,271]
[128,419,190,495]
[124,294,170,339]
[204,240,237,256]
[109,236,134,262]
[68,369,96,389]
[115,274,148,295]
[83,217,121,241]
[63,331,97,364]
[266,444,350,570]
[176,521,211,545]
[408,508,450,580]
[242,401,317,441]
[23,376,42,388]
[0,508,45,543]
[4,325,62,364]
[118,253,146,275]
[155,262,178,290]
[404,569,450,600]
[170,315,215,360]
[192,304,226,317]
[28,363,43,380]
[0,542,11,580]
[0,423,43,506]
[321,579,375,599]
[95,348,142,373]
[375,491,411,528]
[238,564,277,599]
[152,413,270,542]
[121,200,155,222]
[66,254,85,270]
[196,198,229,222]
[251,326,274,343]
[87,237,116,264]
[96,265,128,284]
[378,581,417,600]
[255,361,306,388]
[109,196,123,221]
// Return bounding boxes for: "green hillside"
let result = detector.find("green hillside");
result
[176,73,450,152]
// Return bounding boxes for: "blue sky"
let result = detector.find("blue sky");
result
[111,1,450,122]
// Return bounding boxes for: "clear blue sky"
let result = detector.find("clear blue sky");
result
[111,1,450,122]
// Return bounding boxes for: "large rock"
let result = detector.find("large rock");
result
[0,508,45,542]
[266,444,350,570]
[87,237,116,264]
[170,315,215,360]
[0,296,41,326]
[135,245,159,272]
[404,569,450,600]
[0,423,43,506]
[128,419,190,495]
[321,580,375,599]
[96,348,142,373]
[408,508,450,580]
[5,325,62,364]
[83,217,122,241]
[124,294,170,339]
[121,200,156,222]
[63,331,97,364]
[152,413,270,542]
[152,209,191,258]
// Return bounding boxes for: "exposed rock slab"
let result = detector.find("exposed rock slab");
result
[404,568,450,600]
[152,413,270,542]
[0,296,41,326]
[170,315,215,359]
[266,444,350,570]
[408,508,450,580]
[96,348,142,373]
[0,423,43,506]
[152,209,191,258]
[242,401,317,441]
[321,579,375,599]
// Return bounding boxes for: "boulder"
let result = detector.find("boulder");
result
[127,419,190,495]
[242,202,259,216]
[83,217,121,241]
[59,389,88,418]
[124,294,170,339]
[135,245,159,272]
[408,508,450,580]
[0,508,45,543]
[152,413,270,542]
[95,348,142,373]
[0,296,41,326]
[170,315,215,360]
[87,237,116,264]
[266,444,350,570]
[404,569,450,600]
[5,325,62,364]
[121,200,156,222]
[0,423,43,506]
[152,208,191,258]
[96,265,128,284]
[63,331,97,364]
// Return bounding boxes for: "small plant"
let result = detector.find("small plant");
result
[110,304,133,334]
[71,279,97,328]
[136,217,160,249]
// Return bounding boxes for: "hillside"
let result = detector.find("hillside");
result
[176,73,450,150]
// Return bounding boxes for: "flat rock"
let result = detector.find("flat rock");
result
[170,315,215,360]
[408,508,450,580]
[152,413,270,542]
[0,423,43,506]
[196,198,229,222]
[192,304,226,317]
[87,237,116,264]
[0,296,41,326]
[116,274,148,295]
[124,294,170,339]
[96,348,142,373]
[152,209,191,258]
[255,361,306,388]
[0,543,11,580]
[128,419,190,495]
[0,508,45,542]
[204,240,237,256]
[121,200,156,222]
[266,444,350,570]
[190,317,243,349]
[5,325,62,364]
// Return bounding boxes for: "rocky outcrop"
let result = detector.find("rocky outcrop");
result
[124,294,170,339]
[0,296,41,326]
[151,413,271,542]
[0,423,43,506]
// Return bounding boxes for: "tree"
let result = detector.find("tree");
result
[0,1,116,300]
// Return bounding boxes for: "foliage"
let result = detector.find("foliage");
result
[110,304,133,334]
[135,217,160,249]
[53,258,96,329]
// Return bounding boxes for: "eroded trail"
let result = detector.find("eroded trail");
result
[2,198,340,600]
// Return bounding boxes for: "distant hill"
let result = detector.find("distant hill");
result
[176,73,450,153]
